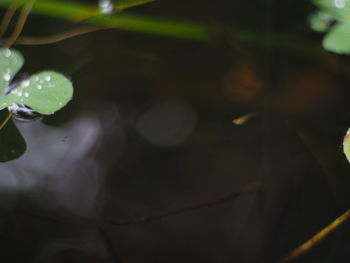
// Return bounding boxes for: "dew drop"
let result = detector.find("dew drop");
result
[37,85,42,90]
[335,0,346,8]
[45,76,51,81]
[4,49,11,57]
[99,0,114,14]
[3,73,10,81]
[24,92,29,97]
[21,80,30,87]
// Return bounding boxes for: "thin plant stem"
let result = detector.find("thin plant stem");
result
[0,111,13,130]
[116,0,155,12]
[0,0,24,38]
[5,0,35,48]
[111,187,258,226]
[12,25,122,45]
[0,0,209,42]
[278,208,350,263]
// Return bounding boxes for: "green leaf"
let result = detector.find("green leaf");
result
[0,110,26,162]
[323,21,350,54]
[0,48,24,95]
[0,71,73,115]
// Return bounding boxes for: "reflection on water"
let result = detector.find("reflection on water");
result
[3,0,350,261]
[1,104,123,218]
[135,100,197,147]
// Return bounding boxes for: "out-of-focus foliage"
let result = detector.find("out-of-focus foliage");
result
[311,0,350,54]
[113,0,156,12]
[309,10,334,32]
[343,128,350,162]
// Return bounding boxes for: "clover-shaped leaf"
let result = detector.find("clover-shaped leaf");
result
[0,48,73,115]
[0,48,74,162]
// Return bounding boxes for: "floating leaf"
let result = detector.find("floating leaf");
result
[0,48,23,95]
[0,110,26,162]
[0,71,73,115]
[0,48,73,115]
[0,48,73,162]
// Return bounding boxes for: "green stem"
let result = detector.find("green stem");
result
[116,0,156,12]
[0,0,210,41]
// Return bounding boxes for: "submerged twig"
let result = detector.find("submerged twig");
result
[111,187,258,226]
[98,227,122,263]
[11,25,122,45]
[0,111,13,130]
[278,208,350,263]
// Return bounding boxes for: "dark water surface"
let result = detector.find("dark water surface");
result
[1,0,350,262]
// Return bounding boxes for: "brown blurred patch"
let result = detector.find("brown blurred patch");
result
[223,62,263,103]
[275,70,337,115]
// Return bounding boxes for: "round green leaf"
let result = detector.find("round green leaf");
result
[0,48,24,95]
[6,71,73,115]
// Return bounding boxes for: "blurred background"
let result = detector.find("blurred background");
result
[1,0,350,262]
